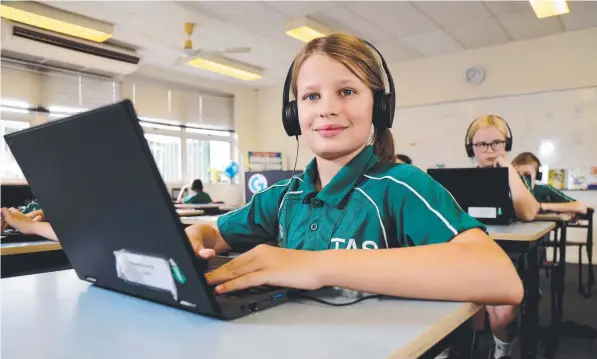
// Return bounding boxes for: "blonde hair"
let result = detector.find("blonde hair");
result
[466,115,510,143]
[289,33,395,163]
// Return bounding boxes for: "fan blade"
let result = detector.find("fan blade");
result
[182,48,204,58]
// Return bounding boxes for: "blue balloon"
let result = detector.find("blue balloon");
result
[225,161,239,178]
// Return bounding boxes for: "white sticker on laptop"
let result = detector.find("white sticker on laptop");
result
[468,207,497,219]
[114,249,179,301]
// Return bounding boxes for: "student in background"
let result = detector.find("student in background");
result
[512,152,587,215]
[395,153,412,164]
[177,179,213,204]
[465,114,540,359]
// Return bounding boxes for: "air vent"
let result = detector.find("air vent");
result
[13,25,139,65]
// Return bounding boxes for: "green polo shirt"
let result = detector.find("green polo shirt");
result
[217,146,486,252]
[183,191,213,204]
[521,176,575,203]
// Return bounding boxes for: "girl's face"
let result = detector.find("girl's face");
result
[471,126,508,168]
[295,54,373,161]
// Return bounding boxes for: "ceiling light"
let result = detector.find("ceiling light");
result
[187,55,262,81]
[529,0,569,19]
[0,2,112,42]
[285,17,329,43]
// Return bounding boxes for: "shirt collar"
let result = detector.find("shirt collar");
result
[300,146,379,208]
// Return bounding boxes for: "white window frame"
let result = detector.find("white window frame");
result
[0,105,36,181]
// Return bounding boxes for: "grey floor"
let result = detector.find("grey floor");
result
[473,263,597,359]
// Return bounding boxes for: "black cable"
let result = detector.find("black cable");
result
[290,293,384,307]
[292,135,299,174]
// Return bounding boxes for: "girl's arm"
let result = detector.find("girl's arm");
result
[496,158,540,221]
[185,223,232,257]
[206,228,524,306]
[176,185,189,203]
[542,201,587,215]
[1,208,58,241]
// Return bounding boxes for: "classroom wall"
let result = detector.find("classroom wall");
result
[253,28,597,170]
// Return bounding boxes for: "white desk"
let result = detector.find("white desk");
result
[487,221,555,242]
[1,270,481,359]
[175,209,205,217]
[175,204,239,211]
[0,239,62,256]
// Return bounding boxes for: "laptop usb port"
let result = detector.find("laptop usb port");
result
[273,293,283,301]
[248,301,258,312]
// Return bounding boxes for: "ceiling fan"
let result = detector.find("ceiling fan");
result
[171,22,251,65]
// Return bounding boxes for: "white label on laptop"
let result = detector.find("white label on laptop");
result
[114,249,178,301]
[468,207,497,219]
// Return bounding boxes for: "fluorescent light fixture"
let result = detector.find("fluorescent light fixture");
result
[1,99,30,109]
[0,106,29,114]
[0,1,112,42]
[529,0,569,18]
[48,105,88,114]
[187,55,262,81]
[285,17,330,43]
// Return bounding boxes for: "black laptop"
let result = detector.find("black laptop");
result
[427,167,516,225]
[4,100,288,320]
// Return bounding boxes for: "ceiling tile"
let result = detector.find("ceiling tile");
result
[444,17,511,49]
[231,6,291,43]
[310,6,394,43]
[346,1,439,38]
[497,8,564,40]
[263,1,339,17]
[400,30,464,56]
[373,41,423,63]
[179,1,270,22]
[483,1,531,16]
[413,1,493,27]
[560,1,597,31]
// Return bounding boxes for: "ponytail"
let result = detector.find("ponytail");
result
[372,126,395,163]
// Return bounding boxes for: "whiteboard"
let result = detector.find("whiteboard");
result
[392,87,597,171]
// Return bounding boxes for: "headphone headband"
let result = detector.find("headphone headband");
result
[282,37,396,137]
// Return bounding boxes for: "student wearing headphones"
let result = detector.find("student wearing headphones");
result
[186,34,522,314]
[464,115,540,359]
[512,152,587,215]
[465,115,540,221]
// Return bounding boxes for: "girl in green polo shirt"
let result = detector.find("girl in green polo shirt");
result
[512,152,588,215]
[187,34,523,311]
[464,115,540,359]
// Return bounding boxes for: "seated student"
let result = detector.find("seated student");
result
[395,153,412,164]
[512,152,587,215]
[7,34,524,314]
[187,33,523,309]
[464,115,540,359]
[176,179,213,204]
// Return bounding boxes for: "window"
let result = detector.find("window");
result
[1,120,30,179]
[209,140,232,183]
[144,134,182,182]
[186,139,209,182]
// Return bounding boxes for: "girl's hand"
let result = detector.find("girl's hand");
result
[1,208,36,233]
[205,245,326,294]
[493,156,510,168]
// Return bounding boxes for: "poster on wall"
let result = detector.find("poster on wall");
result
[245,171,295,202]
[248,151,283,171]
[588,167,597,190]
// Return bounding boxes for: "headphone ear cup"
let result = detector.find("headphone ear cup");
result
[283,100,301,137]
[536,168,543,181]
[372,91,390,128]
[465,144,474,158]
[505,137,513,152]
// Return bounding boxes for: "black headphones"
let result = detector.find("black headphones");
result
[464,115,513,158]
[524,152,543,181]
[282,39,396,137]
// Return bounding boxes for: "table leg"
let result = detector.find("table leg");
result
[557,221,567,320]
[520,244,539,359]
